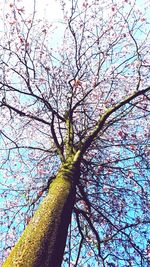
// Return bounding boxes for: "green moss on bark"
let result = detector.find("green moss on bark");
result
[2,161,79,267]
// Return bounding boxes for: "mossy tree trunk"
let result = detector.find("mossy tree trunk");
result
[2,158,80,267]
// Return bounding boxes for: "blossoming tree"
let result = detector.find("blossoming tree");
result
[0,0,150,266]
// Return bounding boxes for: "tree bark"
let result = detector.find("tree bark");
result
[2,160,80,267]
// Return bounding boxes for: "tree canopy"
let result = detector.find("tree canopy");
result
[0,0,150,266]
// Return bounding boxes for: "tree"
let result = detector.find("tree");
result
[0,0,150,266]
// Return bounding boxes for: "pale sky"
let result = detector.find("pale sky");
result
[25,0,63,22]
[0,0,64,46]
[0,0,63,22]
[1,0,149,25]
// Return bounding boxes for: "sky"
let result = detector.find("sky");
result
[5,0,63,22]
[0,0,149,33]
[0,0,63,32]
[0,0,65,48]
[24,0,62,21]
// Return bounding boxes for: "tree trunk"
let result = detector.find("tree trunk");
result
[2,160,80,267]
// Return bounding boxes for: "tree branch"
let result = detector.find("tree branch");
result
[80,86,150,155]
[1,100,51,126]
